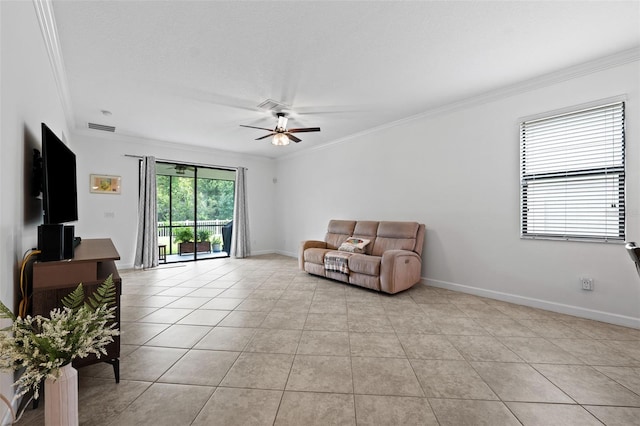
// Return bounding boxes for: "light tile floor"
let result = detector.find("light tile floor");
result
[17,254,640,425]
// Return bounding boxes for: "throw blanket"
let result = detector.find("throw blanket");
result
[324,252,351,274]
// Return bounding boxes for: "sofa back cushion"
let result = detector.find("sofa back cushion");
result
[325,220,356,249]
[324,220,424,257]
[351,221,379,255]
[371,221,420,256]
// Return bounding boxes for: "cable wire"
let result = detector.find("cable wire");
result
[0,393,16,425]
[18,250,40,318]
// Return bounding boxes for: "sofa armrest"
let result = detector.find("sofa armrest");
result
[380,250,422,294]
[299,240,327,270]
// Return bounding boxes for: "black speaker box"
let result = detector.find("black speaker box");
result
[63,225,75,259]
[38,224,63,262]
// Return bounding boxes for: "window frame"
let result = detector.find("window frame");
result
[519,99,626,243]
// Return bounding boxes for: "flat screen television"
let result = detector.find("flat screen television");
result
[41,123,78,224]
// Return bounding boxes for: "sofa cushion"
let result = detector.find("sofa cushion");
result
[328,219,357,234]
[352,221,379,255]
[304,262,326,277]
[348,254,381,276]
[304,248,332,265]
[325,220,356,249]
[371,221,419,256]
[349,273,380,291]
[377,221,420,239]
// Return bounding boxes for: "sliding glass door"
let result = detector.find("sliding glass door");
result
[156,162,235,263]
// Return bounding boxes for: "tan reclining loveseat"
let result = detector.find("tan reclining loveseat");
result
[299,220,425,294]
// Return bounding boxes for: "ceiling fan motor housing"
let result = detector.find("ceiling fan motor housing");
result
[275,113,288,132]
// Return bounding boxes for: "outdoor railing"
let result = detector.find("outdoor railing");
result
[158,219,231,255]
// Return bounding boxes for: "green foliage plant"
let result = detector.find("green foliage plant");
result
[0,276,119,399]
[197,229,211,242]
[174,227,194,243]
[211,236,222,245]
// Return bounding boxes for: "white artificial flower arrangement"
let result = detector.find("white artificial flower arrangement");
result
[0,275,119,399]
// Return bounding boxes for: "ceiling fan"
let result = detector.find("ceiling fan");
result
[240,112,320,146]
[174,164,194,175]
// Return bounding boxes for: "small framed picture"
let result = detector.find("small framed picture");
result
[90,174,121,194]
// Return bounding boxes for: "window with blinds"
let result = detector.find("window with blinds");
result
[520,101,625,242]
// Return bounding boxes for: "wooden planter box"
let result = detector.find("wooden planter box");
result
[178,241,211,255]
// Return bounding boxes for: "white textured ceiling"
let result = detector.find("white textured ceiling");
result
[52,1,640,159]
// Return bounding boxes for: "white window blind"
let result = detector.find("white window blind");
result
[520,101,625,241]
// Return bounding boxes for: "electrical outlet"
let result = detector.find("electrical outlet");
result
[580,278,594,291]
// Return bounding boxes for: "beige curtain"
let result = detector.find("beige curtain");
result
[134,156,158,268]
[231,167,250,258]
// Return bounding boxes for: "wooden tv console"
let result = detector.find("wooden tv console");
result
[32,238,121,382]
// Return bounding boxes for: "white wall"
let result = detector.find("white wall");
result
[276,60,640,328]
[72,132,277,269]
[0,1,69,419]
[0,9,637,423]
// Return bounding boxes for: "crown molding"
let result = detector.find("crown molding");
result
[71,128,275,164]
[279,47,640,162]
[33,0,76,132]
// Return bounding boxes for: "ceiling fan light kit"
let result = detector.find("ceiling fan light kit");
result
[272,133,290,146]
[240,111,321,146]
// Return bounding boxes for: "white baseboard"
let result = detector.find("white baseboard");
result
[424,278,640,329]
[249,249,276,256]
[117,251,283,269]
[274,249,297,258]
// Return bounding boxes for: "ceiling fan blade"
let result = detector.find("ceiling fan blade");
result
[286,133,302,143]
[240,124,275,132]
[255,133,275,140]
[287,127,321,133]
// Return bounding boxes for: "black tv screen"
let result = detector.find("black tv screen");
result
[42,123,78,224]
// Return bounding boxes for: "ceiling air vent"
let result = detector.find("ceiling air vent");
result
[257,99,289,111]
[88,122,116,132]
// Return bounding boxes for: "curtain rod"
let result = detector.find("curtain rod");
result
[123,154,242,171]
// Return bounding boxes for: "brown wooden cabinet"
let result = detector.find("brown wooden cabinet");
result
[32,238,121,381]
